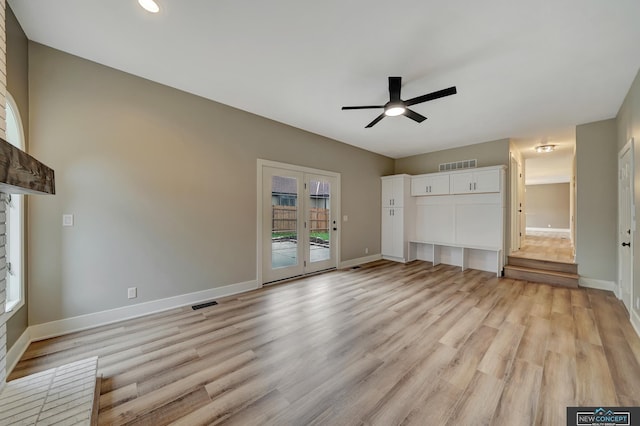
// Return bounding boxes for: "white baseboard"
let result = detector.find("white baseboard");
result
[6,328,31,377]
[339,254,382,269]
[29,280,259,342]
[631,310,640,340]
[579,277,617,293]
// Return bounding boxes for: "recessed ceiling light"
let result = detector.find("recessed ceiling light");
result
[535,144,556,153]
[138,0,160,13]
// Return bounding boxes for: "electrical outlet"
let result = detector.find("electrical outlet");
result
[128,287,137,299]
[636,297,640,310]
[365,247,369,254]
[343,215,348,222]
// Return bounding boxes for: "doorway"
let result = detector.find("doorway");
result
[258,160,340,284]
[618,139,634,312]
[510,139,576,264]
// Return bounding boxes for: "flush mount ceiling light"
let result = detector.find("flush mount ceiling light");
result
[535,144,556,153]
[138,0,160,13]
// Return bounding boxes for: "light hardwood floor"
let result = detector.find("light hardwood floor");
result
[10,260,640,425]
[511,234,575,264]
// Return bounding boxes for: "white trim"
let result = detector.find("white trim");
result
[6,328,31,377]
[526,227,571,233]
[4,299,24,320]
[631,309,640,340]
[579,277,616,292]
[29,280,258,342]
[339,254,382,269]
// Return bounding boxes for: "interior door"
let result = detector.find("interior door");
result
[305,174,337,274]
[619,142,634,312]
[262,165,338,283]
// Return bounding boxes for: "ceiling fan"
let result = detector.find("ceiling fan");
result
[342,77,457,128]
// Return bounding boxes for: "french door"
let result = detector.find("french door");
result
[260,163,339,284]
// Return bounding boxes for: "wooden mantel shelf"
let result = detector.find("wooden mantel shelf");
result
[0,137,55,195]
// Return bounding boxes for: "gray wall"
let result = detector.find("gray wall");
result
[575,118,617,283]
[6,5,29,351]
[28,43,393,325]
[525,183,570,229]
[617,67,640,318]
[394,139,510,175]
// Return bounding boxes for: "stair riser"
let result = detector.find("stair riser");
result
[507,256,577,274]
[504,268,579,288]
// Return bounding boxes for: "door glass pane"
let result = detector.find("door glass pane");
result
[271,176,298,269]
[309,179,330,263]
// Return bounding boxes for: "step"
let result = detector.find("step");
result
[507,255,578,274]
[503,265,579,288]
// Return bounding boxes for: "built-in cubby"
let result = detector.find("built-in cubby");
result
[382,165,506,275]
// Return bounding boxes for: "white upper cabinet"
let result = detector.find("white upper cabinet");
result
[381,175,407,207]
[411,173,450,196]
[450,168,501,194]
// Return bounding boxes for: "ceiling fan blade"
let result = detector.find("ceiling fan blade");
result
[365,113,386,128]
[389,77,402,102]
[405,86,457,107]
[404,109,427,123]
[342,105,385,110]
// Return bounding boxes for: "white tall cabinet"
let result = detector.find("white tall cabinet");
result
[381,175,412,262]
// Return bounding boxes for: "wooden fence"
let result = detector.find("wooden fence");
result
[272,206,329,232]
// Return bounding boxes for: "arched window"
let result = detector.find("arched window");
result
[5,93,25,314]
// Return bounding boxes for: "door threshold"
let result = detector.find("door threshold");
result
[263,267,337,286]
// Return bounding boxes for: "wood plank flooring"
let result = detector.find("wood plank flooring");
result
[10,260,640,425]
[512,235,575,264]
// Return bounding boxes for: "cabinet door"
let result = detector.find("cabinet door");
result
[381,177,405,207]
[381,179,394,207]
[411,176,429,196]
[392,178,405,207]
[450,172,473,194]
[381,207,403,258]
[429,174,450,195]
[412,174,450,196]
[474,169,500,193]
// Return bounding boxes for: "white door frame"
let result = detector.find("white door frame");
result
[257,159,341,286]
[509,153,522,253]
[618,138,635,312]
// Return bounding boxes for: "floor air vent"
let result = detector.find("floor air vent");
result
[192,300,218,310]
[439,159,477,172]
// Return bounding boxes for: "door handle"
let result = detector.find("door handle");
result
[622,242,631,247]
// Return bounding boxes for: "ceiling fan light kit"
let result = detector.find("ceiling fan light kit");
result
[342,76,457,128]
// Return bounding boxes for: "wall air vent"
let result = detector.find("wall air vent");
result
[439,159,477,172]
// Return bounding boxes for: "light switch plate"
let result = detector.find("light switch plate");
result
[62,214,74,227]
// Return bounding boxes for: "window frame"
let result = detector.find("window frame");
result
[4,92,26,317]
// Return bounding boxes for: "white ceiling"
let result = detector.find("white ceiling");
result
[9,0,640,159]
